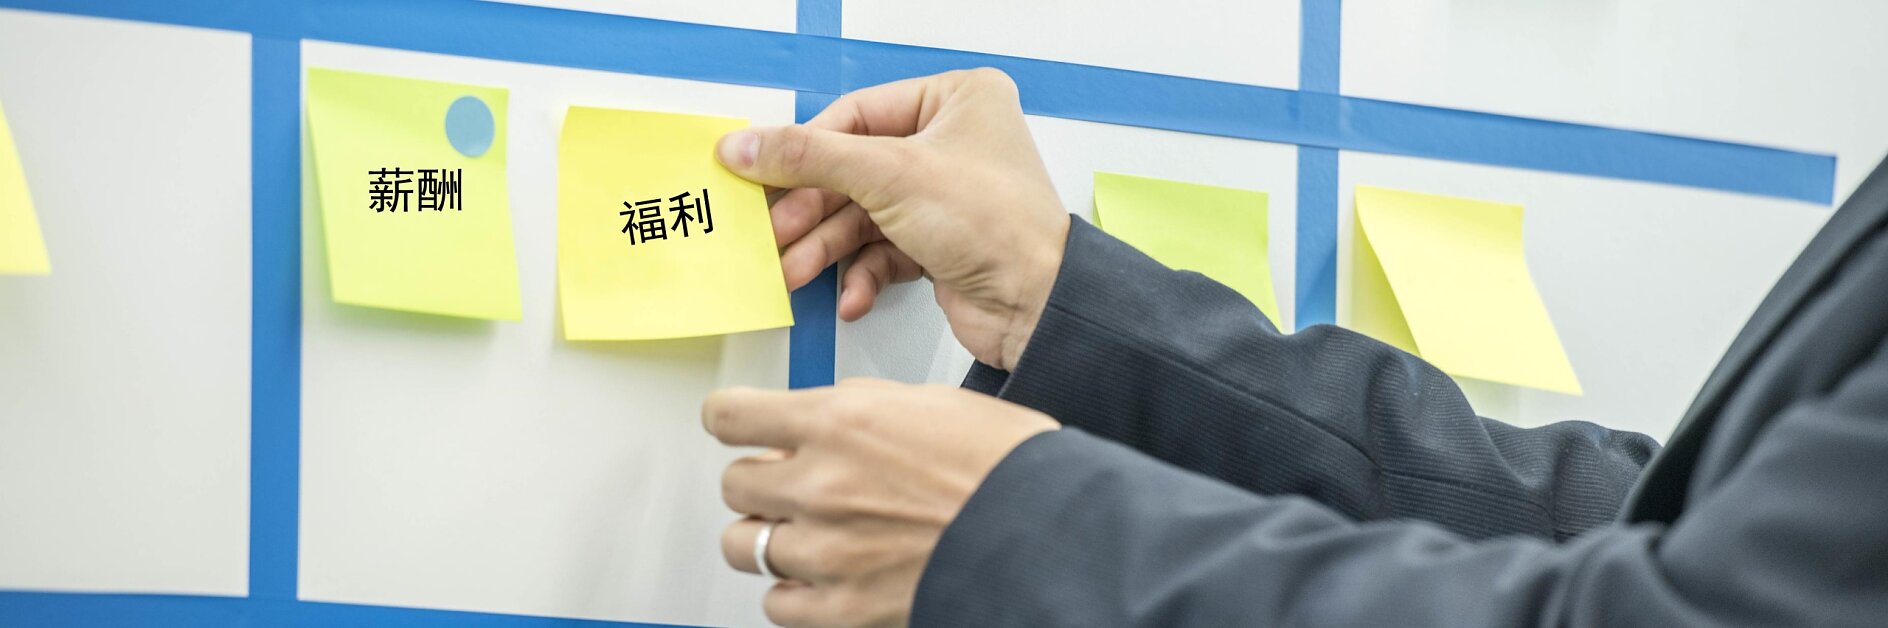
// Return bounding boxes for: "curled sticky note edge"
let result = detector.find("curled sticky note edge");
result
[0,97,50,275]
[1350,185,1581,395]
[1094,171,1280,324]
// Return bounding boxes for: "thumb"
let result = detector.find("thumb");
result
[716,125,901,201]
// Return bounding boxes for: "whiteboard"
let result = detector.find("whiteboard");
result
[2,1,1884,626]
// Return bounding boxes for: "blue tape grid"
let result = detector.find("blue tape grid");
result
[1295,0,1341,329]
[0,0,1836,626]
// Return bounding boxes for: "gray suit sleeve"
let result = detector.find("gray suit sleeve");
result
[963,218,1657,541]
[917,349,1888,627]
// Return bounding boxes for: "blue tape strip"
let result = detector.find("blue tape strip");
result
[0,0,1839,626]
[249,34,301,601]
[798,0,840,38]
[0,0,1835,203]
[1294,0,1341,330]
[1295,146,1338,329]
[0,592,692,627]
[786,1,841,390]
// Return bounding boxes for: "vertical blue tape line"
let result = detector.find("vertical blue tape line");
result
[798,0,841,37]
[1295,0,1341,329]
[788,92,841,390]
[1295,147,1337,328]
[250,34,301,601]
[788,0,840,389]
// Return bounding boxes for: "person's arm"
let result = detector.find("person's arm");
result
[917,332,1888,627]
[712,67,1650,540]
[963,218,1658,541]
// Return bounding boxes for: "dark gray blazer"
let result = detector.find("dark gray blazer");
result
[912,161,1888,626]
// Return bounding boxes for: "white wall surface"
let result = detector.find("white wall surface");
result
[1,0,1881,623]
[0,10,252,596]
[490,0,796,33]
[1344,0,1888,204]
[297,41,785,627]
[846,0,1302,88]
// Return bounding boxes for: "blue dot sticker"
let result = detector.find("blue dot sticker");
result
[444,95,495,158]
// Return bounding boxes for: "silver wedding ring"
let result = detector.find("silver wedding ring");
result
[754,520,782,579]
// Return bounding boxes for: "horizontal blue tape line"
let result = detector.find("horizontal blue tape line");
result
[0,0,1835,203]
[0,591,693,627]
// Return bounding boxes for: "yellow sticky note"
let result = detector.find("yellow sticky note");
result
[1094,172,1279,322]
[0,97,50,275]
[1351,186,1581,394]
[556,106,793,340]
[306,68,521,320]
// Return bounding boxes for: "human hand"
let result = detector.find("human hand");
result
[704,378,1059,627]
[716,69,1070,371]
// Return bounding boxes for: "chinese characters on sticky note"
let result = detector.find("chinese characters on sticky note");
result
[0,96,49,275]
[620,189,713,245]
[368,167,463,212]
[306,68,521,320]
[1350,186,1581,395]
[1094,172,1280,323]
[557,106,793,340]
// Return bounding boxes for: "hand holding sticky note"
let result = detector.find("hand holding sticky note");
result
[1351,186,1581,394]
[1094,172,1279,323]
[0,96,49,275]
[557,107,793,340]
[307,68,521,320]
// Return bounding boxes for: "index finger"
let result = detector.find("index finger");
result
[701,387,826,448]
[804,70,968,137]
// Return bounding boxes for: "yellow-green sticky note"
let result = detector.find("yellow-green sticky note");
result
[1351,186,1581,395]
[306,68,521,320]
[1094,172,1279,322]
[0,97,50,275]
[556,106,793,340]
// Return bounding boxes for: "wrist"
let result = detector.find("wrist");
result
[996,215,1069,371]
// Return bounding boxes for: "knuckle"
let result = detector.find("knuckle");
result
[719,522,746,564]
[804,537,854,580]
[700,388,744,437]
[761,586,806,626]
[964,67,1019,94]
[796,469,854,516]
[824,588,875,628]
[774,126,817,174]
[720,471,750,512]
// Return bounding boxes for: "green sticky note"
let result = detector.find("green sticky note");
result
[1351,186,1581,395]
[0,96,49,275]
[1094,172,1279,322]
[306,68,521,320]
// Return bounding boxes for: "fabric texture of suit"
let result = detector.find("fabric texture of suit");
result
[910,160,1888,626]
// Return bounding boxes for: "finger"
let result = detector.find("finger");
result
[702,387,826,449]
[804,73,943,137]
[722,453,799,518]
[722,518,833,585]
[716,124,906,198]
[770,186,851,250]
[722,516,809,578]
[762,580,822,628]
[780,203,881,290]
[804,68,1012,137]
[839,242,922,321]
